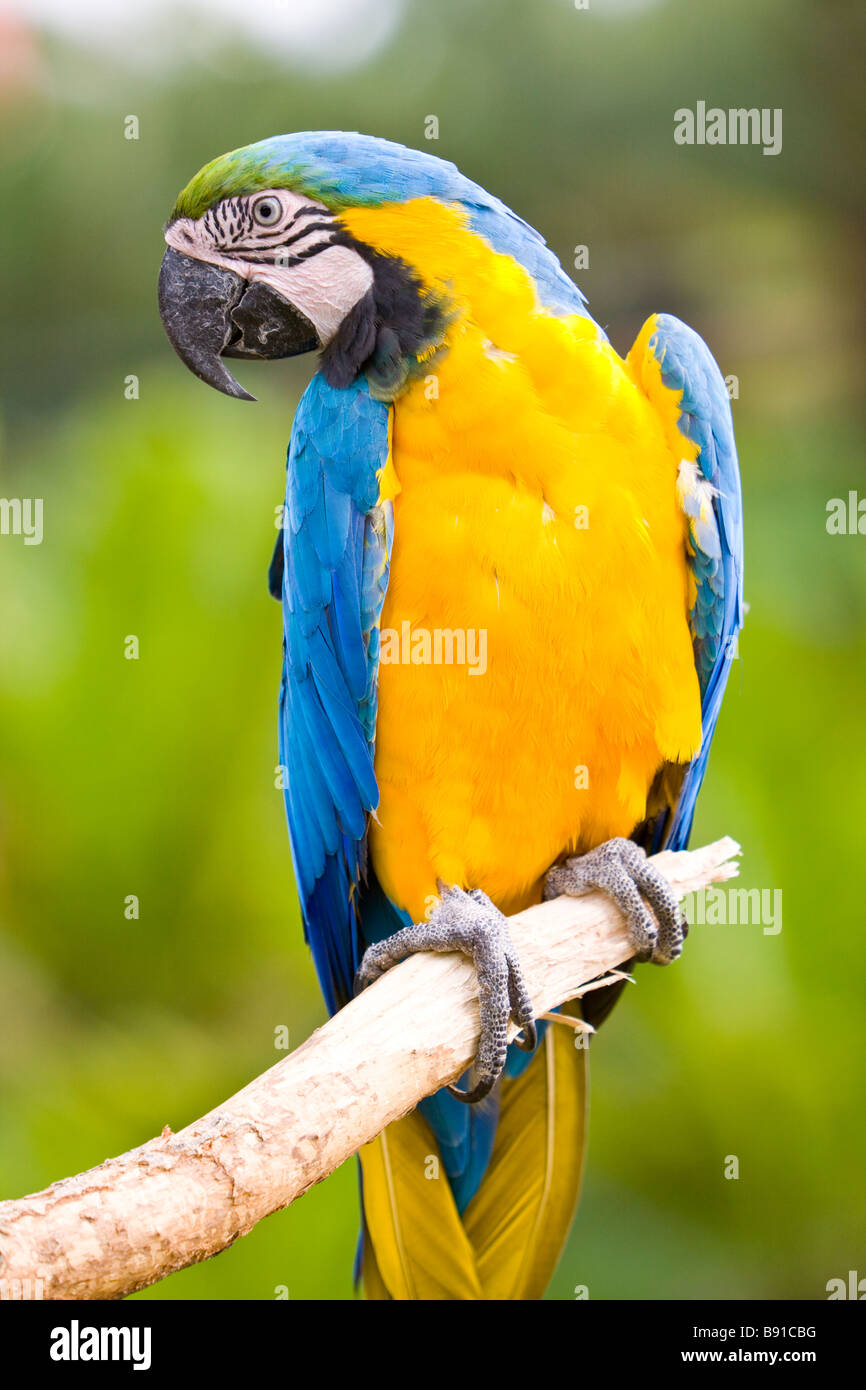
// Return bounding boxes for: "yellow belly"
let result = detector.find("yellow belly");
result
[336,200,701,922]
[368,315,701,922]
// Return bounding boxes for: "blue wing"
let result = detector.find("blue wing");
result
[278,373,501,1211]
[645,313,744,851]
[279,372,392,1013]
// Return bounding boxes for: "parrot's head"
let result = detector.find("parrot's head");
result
[159,131,588,401]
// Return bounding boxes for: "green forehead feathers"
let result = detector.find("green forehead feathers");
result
[171,143,369,223]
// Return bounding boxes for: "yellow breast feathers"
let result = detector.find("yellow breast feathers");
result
[338,199,702,920]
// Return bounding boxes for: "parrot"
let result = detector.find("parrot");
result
[158,131,743,1301]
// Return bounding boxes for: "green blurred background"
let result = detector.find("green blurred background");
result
[1,0,864,1300]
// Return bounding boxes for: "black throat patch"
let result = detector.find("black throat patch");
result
[320,234,453,399]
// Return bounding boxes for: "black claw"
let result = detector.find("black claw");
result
[354,960,381,993]
[515,1019,537,1052]
[447,1076,496,1104]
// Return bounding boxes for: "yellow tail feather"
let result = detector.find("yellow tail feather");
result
[359,1219,392,1299]
[361,1016,588,1300]
[464,1014,588,1299]
[359,1110,484,1300]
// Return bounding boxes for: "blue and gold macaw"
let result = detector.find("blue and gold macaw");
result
[158,132,743,1300]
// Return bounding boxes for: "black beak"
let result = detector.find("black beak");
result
[158,247,320,401]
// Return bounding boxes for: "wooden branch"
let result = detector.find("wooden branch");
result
[0,838,740,1301]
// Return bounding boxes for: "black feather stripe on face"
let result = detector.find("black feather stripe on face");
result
[320,234,453,399]
[202,196,339,260]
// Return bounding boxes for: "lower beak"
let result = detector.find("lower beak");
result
[158,247,320,401]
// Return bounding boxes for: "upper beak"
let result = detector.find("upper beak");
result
[158,246,320,401]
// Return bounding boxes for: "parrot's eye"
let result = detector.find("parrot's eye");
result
[252,196,282,227]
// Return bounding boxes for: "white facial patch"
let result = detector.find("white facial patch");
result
[252,247,374,345]
[164,188,373,346]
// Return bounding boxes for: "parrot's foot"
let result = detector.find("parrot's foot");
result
[354,885,537,1104]
[544,837,688,965]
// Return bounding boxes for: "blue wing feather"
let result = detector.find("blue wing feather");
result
[647,314,744,850]
[280,372,391,1014]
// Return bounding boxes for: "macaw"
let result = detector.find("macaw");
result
[158,131,743,1301]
